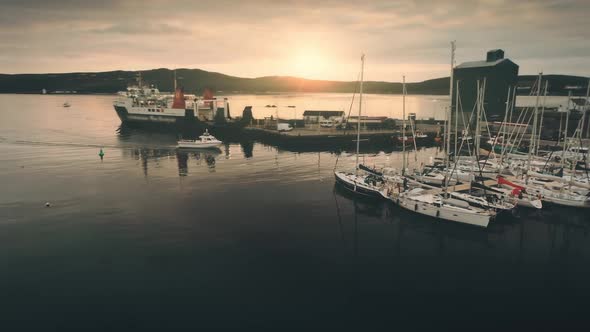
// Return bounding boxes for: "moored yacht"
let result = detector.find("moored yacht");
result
[333,55,390,198]
[392,188,495,227]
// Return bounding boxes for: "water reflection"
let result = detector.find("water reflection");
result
[121,147,221,178]
[240,140,254,159]
[117,124,255,160]
[332,182,590,263]
[125,147,176,178]
[176,149,220,176]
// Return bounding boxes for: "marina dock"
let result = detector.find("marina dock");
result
[243,125,438,152]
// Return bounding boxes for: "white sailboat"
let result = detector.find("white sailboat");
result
[517,73,590,208]
[389,43,495,227]
[395,188,493,227]
[334,54,389,198]
[472,177,543,209]
[413,168,459,186]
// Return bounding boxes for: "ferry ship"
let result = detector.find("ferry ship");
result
[113,74,231,125]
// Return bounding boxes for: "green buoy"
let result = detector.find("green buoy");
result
[99,148,104,160]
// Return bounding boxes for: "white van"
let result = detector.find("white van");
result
[277,123,293,132]
[319,120,334,128]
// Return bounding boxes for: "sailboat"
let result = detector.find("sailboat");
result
[395,187,494,227]
[511,73,590,208]
[388,43,496,227]
[334,54,390,199]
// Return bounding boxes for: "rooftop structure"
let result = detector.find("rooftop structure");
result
[453,49,519,126]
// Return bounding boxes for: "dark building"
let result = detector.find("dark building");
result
[452,49,519,127]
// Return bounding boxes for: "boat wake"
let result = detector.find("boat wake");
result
[7,139,176,150]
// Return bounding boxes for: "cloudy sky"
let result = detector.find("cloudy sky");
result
[0,0,588,81]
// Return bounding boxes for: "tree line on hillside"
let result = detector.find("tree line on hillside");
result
[0,68,587,96]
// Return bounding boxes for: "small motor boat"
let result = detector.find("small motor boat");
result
[63,102,71,108]
[177,129,222,149]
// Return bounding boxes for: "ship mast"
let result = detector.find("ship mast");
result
[137,71,143,88]
[355,54,365,176]
[526,72,542,181]
[402,75,406,175]
[560,91,571,172]
[536,81,549,156]
[443,41,455,190]
[500,86,511,165]
[174,69,177,91]
[447,41,455,169]
[583,78,589,139]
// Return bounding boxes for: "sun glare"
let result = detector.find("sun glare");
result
[290,49,329,79]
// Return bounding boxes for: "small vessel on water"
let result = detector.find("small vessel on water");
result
[63,102,71,108]
[396,130,427,142]
[177,129,222,149]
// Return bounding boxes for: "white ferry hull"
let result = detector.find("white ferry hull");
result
[114,105,195,124]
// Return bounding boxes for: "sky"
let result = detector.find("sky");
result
[0,0,588,82]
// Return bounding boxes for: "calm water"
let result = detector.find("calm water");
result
[1,94,589,330]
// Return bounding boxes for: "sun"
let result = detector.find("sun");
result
[290,49,329,79]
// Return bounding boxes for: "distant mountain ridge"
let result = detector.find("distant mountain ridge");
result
[0,68,587,96]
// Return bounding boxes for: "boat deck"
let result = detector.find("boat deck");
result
[447,179,499,193]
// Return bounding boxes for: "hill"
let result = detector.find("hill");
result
[0,68,586,95]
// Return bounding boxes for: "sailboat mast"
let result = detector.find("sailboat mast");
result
[500,86,511,165]
[582,78,589,139]
[402,75,406,175]
[561,92,570,171]
[471,80,481,180]
[536,81,549,156]
[447,41,455,168]
[355,54,365,175]
[454,79,460,160]
[475,78,486,159]
[527,73,542,175]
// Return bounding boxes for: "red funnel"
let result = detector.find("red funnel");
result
[172,87,186,109]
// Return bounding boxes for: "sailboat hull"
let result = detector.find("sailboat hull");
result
[334,172,387,199]
[395,195,492,227]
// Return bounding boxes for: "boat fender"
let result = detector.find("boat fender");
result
[436,210,440,218]
[414,204,418,211]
